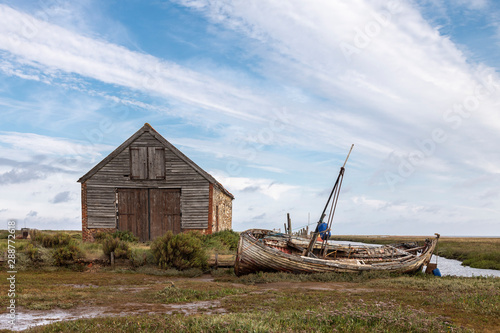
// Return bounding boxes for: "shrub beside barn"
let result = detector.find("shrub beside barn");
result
[78,123,234,242]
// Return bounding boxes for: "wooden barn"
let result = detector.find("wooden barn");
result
[78,123,234,242]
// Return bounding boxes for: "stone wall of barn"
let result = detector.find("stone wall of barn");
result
[210,185,233,233]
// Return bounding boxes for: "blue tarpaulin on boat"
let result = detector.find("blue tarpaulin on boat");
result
[318,222,330,241]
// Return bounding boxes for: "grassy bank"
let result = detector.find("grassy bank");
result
[333,235,500,270]
[0,270,497,332]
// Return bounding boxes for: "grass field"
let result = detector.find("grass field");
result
[0,269,498,332]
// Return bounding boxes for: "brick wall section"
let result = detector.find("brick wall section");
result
[81,182,116,242]
[211,186,233,233]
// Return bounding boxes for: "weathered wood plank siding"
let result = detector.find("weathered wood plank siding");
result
[85,132,210,229]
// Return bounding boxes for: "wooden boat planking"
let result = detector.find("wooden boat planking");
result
[234,229,439,276]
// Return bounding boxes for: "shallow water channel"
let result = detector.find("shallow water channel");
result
[426,255,500,278]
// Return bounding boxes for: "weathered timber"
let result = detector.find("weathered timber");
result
[235,229,439,276]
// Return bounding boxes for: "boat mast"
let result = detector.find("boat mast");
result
[304,144,354,257]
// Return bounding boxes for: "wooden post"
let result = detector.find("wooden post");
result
[306,213,310,238]
[287,213,292,235]
[110,251,115,268]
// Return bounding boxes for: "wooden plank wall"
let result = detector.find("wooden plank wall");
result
[85,132,210,230]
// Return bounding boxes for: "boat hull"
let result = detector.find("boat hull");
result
[234,229,438,276]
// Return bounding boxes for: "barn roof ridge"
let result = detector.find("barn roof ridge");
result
[77,123,234,199]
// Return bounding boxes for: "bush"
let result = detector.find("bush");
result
[112,230,138,243]
[93,231,112,242]
[71,233,82,240]
[95,230,138,243]
[151,231,208,270]
[31,231,71,248]
[24,243,41,262]
[102,237,130,259]
[129,248,155,267]
[203,230,240,253]
[53,244,83,266]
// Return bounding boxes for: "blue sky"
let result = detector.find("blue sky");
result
[1,0,499,236]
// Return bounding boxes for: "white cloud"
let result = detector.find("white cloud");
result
[211,171,298,200]
[0,4,269,122]
[0,131,110,161]
[0,131,114,230]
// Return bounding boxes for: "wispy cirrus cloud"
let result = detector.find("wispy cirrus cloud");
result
[0,4,269,122]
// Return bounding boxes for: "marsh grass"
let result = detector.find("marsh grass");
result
[1,270,497,332]
[115,266,204,277]
[26,302,470,333]
[437,239,500,270]
[216,270,400,284]
[154,283,247,303]
[367,275,500,317]
[79,242,103,260]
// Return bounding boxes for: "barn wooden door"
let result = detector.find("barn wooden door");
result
[117,188,181,241]
[150,189,181,239]
[117,188,149,242]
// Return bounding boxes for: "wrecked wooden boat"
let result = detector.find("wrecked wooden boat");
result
[234,229,439,276]
[234,145,439,276]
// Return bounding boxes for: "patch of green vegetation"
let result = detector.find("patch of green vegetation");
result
[31,231,72,248]
[53,244,84,266]
[0,229,10,239]
[94,230,138,243]
[210,268,235,277]
[202,230,239,254]
[128,248,155,267]
[154,283,246,303]
[102,237,130,259]
[24,243,41,262]
[115,266,204,278]
[151,231,208,270]
[367,275,500,317]
[438,240,500,270]
[217,270,401,284]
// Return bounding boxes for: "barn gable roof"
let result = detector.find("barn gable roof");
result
[78,123,234,199]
